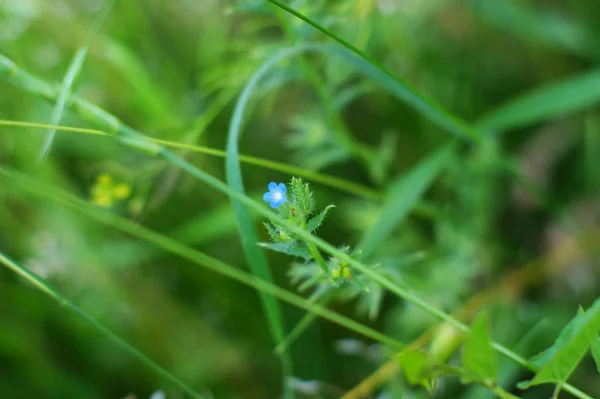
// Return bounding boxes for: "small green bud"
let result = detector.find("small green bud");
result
[342,266,352,280]
[279,230,291,241]
[330,267,341,280]
[429,323,464,364]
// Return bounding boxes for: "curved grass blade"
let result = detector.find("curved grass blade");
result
[0,166,404,352]
[0,119,379,200]
[359,142,455,259]
[40,0,116,160]
[226,53,295,399]
[476,69,600,133]
[0,251,206,399]
[264,0,478,141]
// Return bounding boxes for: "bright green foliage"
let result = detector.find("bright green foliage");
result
[430,323,465,364]
[592,334,600,374]
[261,178,391,318]
[2,1,600,398]
[398,349,436,392]
[290,176,315,219]
[307,204,335,233]
[261,177,332,254]
[258,242,312,260]
[519,299,600,391]
[461,310,498,384]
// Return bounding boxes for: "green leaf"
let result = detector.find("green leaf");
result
[461,310,497,383]
[519,299,600,389]
[290,177,315,216]
[259,242,312,260]
[491,387,522,399]
[359,143,455,259]
[592,334,600,374]
[307,204,335,233]
[398,349,434,391]
[476,69,600,133]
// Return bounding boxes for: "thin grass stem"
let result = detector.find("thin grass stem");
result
[0,251,206,399]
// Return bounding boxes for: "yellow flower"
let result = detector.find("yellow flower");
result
[90,174,131,207]
[342,266,353,280]
[92,195,113,208]
[97,173,112,186]
[113,183,131,200]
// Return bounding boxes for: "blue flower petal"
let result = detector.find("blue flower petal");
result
[278,183,286,193]
[268,182,277,191]
[263,192,273,202]
[276,197,286,208]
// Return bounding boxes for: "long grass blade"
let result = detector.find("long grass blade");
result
[476,69,600,133]
[0,251,206,399]
[39,0,116,160]
[0,119,379,200]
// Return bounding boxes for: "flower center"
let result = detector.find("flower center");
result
[272,191,282,201]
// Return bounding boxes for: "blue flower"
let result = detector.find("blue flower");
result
[263,182,287,209]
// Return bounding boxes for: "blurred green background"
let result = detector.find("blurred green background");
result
[1,0,599,398]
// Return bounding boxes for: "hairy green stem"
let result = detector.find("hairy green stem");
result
[306,240,328,273]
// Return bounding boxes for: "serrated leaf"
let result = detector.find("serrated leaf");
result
[259,242,312,260]
[307,204,335,233]
[398,349,434,391]
[592,333,600,374]
[461,310,497,383]
[519,299,600,389]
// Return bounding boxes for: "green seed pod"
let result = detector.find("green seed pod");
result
[342,266,352,280]
[429,322,464,364]
[330,267,341,281]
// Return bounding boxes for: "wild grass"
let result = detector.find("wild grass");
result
[0,1,599,398]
